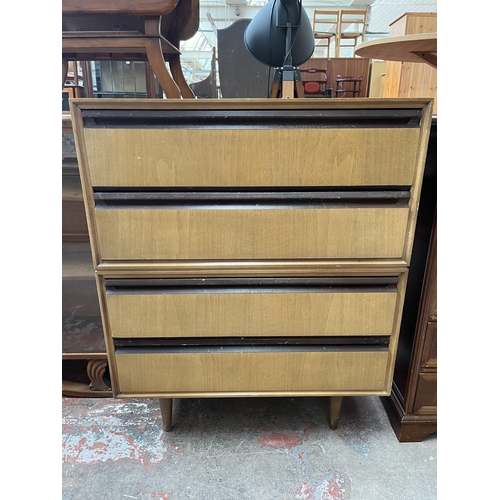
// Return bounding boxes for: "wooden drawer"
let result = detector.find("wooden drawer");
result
[105,277,399,338]
[413,372,437,414]
[114,348,390,394]
[93,194,410,260]
[84,126,420,188]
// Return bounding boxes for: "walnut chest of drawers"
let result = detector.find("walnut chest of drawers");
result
[70,98,433,431]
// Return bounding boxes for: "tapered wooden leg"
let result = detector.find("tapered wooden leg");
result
[159,398,173,431]
[269,81,280,98]
[328,396,343,430]
[295,80,305,98]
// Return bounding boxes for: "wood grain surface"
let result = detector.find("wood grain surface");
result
[106,289,398,338]
[94,206,409,260]
[115,350,389,393]
[84,127,419,187]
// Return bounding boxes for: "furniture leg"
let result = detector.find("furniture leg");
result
[159,398,173,431]
[269,80,280,98]
[145,61,157,98]
[87,360,111,392]
[62,59,69,89]
[144,16,181,98]
[295,80,305,98]
[169,54,195,98]
[145,39,182,98]
[82,61,93,98]
[328,396,343,430]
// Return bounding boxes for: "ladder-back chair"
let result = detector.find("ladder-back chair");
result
[312,10,340,59]
[336,9,367,58]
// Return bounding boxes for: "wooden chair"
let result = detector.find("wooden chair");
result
[312,10,340,59]
[62,0,199,98]
[333,75,363,98]
[299,68,331,97]
[336,9,367,58]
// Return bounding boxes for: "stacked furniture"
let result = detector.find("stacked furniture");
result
[70,98,433,430]
[312,9,367,59]
[336,9,367,57]
[381,12,437,114]
[312,10,340,59]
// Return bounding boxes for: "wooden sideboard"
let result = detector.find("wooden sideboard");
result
[70,98,433,430]
[382,118,437,442]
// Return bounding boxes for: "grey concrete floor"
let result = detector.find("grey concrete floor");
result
[62,395,437,500]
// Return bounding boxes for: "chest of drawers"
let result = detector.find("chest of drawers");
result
[70,98,433,431]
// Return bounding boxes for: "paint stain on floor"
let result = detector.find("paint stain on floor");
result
[258,431,312,470]
[296,473,347,500]
[258,432,303,448]
[62,398,181,465]
[138,488,169,499]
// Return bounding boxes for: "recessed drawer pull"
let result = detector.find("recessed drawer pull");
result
[94,190,411,201]
[105,277,398,295]
[105,284,397,295]
[82,108,422,129]
[94,190,410,209]
[114,344,389,355]
[113,336,391,348]
[105,277,400,287]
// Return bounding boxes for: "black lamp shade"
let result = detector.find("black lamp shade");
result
[244,0,314,68]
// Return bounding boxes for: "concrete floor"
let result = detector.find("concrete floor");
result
[62,395,437,500]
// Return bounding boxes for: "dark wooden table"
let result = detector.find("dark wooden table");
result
[62,0,199,98]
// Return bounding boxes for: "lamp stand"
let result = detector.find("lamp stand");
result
[269,22,304,99]
[269,67,304,98]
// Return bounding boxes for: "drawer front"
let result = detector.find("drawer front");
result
[84,127,420,187]
[114,350,389,393]
[105,279,398,338]
[95,206,409,260]
[413,372,437,414]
